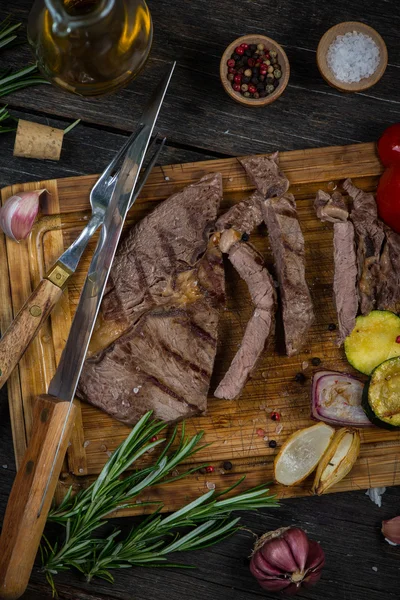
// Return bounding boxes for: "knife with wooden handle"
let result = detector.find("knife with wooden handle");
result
[0,128,165,392]
[0,266,69,390]
[0,62,174,600]
[0,395,77,600]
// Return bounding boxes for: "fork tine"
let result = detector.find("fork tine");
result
[129,137,166,207]
[100,123,146,182]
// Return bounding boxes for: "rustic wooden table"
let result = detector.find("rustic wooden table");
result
[0,1,400,599]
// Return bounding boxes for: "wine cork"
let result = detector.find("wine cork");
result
[13,119,64,161]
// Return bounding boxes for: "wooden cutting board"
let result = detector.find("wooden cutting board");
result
[1,142,398,515]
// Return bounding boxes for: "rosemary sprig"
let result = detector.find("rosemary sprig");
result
[41,412,278,594]
[0,16,49,98]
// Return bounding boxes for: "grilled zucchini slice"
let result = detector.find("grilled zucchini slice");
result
[344,310,400,375]
[362,357,400,429]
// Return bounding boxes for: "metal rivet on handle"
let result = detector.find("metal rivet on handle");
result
[29,305,42,317]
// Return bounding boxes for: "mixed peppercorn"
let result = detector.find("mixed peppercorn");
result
[226,42,282,99]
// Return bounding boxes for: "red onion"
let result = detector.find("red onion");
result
[250,527,325,595]
[311,370,372,427]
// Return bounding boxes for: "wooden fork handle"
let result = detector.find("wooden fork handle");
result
[0,274,68,391]
[0,394,77,599]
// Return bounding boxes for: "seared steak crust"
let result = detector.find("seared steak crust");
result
[314,190,349,223]
[216,192,264,234]
[344,178,385,315]
[262,193,314,356]
[239,152,290,199]
[377,226,400,313]
[333,221,358,344]
[78,174,224,425]
[102,173,223,328]
[214,242,276,400]
[314,189,358,345]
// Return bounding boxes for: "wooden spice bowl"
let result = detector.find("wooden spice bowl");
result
[317,22,388,92]
[220,34,290,107]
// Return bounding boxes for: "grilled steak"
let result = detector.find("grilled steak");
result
[214,242,277,400]
[344,179,385,315]
[101,173,223,331]
[77,174,224,425]
[314,190,358,344]
[314,190,349,223]
[377,225,400,313]
[216,192,263,234]
[333,222,358,343]
[239,152,290,199]
[262,193,314,356]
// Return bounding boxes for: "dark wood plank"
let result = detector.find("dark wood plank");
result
[0,1,400,599]
[0,109,217,190]
[1,1,399,157]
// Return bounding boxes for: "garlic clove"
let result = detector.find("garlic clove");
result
[382,515,400,545]
[283,527,309,572]
[312,427,360,495]
[260,537,299,573]
[252,551,282,576]
[0,189,48,241]
[306,540,326,571]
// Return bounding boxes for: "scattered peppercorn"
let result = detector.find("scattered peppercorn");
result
[396,335,400,343]
[205,465,215,473]
[150,435,158,442]
[295,372,306,383]
[311,357,321,366]
[226,42,283,99]
[270,411,281,421]
[241,232,250,241]
[328,323,337,331]
[199,467,207,474]
[223,460,233,471]
[269,440,277,448]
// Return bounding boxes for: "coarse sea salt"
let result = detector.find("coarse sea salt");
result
[327,31,380,83]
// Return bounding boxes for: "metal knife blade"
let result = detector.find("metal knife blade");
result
[39,62,175,513]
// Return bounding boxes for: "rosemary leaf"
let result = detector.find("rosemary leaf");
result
[42,411,278,592]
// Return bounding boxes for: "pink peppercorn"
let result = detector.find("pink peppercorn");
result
[396,336,400,343]
[233,83,241,92]
[205,466,215,473]
[235,46,245,55]
[234,74,242,83]
[227,58,235,67]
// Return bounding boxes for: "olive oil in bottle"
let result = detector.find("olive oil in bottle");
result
[28,0,153,96]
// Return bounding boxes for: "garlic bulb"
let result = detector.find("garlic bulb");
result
[382,516,400,545]
[0,189,47,241]
[250,526,325,594]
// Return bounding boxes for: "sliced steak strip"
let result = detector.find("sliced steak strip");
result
[239,152,290,199]
[214,242,276,400]
[216,192,263,234]
[78,242,225,425]
[377,226,400,314]
[333,222,358,344]
[344,179,385,315]
[314,190,349,223]
[262,193,314,356]
[314,190,358,345]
